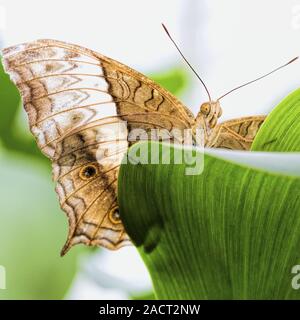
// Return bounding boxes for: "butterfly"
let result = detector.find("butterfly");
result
[2,32,295,255]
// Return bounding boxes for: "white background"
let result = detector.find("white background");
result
[1,0,300,118]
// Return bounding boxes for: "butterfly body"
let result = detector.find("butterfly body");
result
[2,40,265,254]
[193,101,223,144]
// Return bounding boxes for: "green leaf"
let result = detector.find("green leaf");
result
[251,88,300,151]
[118,141,300,299]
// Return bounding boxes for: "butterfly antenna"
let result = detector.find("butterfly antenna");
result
[218,56,299,101]
[162,23,212,102]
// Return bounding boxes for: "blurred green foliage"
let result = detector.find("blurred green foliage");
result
[0,60,45,160]
[0,152,84,299]
[150,67,189,97]
[0,55,189,299]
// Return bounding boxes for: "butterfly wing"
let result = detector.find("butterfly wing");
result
[207,116,266,150]
[2,39,194,254]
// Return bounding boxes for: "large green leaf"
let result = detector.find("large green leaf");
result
[252,88,300,151]
[118,88,300,299]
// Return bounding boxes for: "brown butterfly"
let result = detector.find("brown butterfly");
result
[2,26,296,255]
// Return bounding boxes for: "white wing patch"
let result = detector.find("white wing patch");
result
[2,40,118,159]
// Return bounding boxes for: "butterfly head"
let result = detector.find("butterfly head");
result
[199,101,223,128]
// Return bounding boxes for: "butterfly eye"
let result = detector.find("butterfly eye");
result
[79,164,98,180]
[109,207,121,224]
[200,103,211,115]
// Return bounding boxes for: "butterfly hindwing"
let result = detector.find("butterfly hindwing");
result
[53,117,129,254]
[207,116,266,150]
